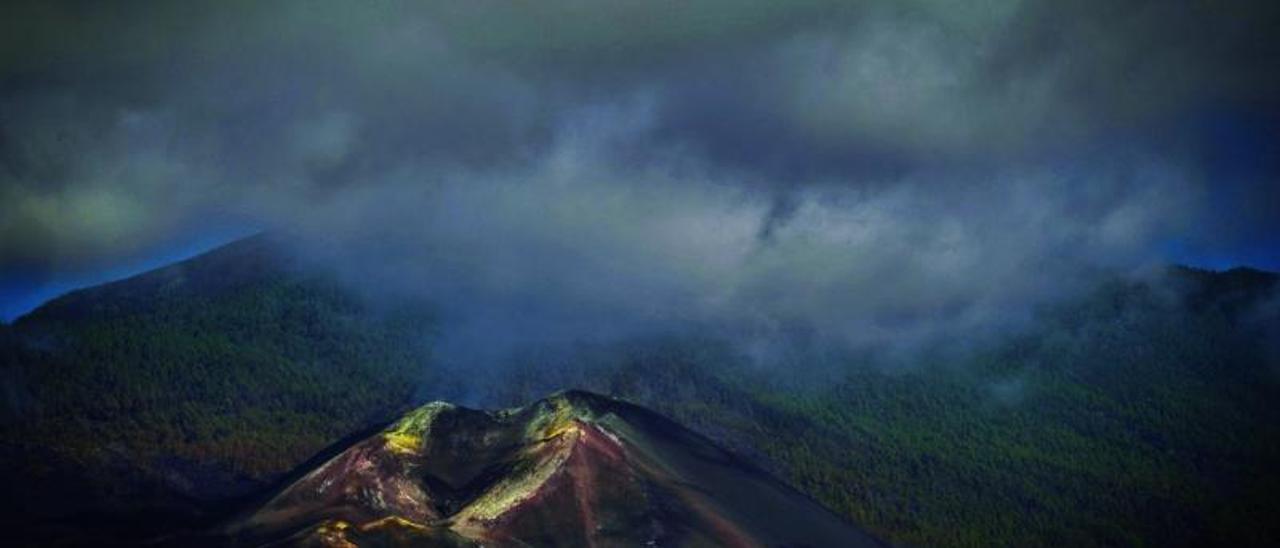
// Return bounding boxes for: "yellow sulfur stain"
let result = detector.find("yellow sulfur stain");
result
[455,404,589,526]
[359,515,430,532]
[528,395,587,441]
[543,416,580,440]
[312,519,357,548]
[384,430,423,455]
[382,401,454,455]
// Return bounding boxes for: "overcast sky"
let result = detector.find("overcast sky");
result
[2,1,1278,356]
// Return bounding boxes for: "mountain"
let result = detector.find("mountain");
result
[468,267,1280,547]
[2,235,1279,546]
[0,236,436,541]
[220,390,881,547]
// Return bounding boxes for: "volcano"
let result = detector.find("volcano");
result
[223,390,881,547]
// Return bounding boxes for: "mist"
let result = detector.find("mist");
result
[2,0,1277,371]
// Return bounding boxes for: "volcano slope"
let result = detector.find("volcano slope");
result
[224,390,881,547]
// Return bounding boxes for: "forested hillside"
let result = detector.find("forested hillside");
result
[0,237,436,529]
[2,236,1277,546]
[477,267,1280,546]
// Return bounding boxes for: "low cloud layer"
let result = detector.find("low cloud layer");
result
[2,1,1277,357]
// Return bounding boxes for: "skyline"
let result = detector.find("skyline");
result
[3,229,1276,324]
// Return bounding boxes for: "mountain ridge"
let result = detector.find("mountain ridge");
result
[221,389,883,547]
[3,236,1279,546]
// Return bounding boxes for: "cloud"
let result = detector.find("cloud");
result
[231,99,1197,365]
[0,0,1276,355]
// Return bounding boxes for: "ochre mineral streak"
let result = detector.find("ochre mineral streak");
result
[230,390,881,547]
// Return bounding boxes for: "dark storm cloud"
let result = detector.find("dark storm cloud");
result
[1,1,1276,351]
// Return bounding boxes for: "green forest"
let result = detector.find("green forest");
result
[2,242,1277,547]
[483,271,1280,546]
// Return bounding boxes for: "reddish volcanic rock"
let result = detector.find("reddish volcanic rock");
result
[226,391,883,547]
[243,433,439,530]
